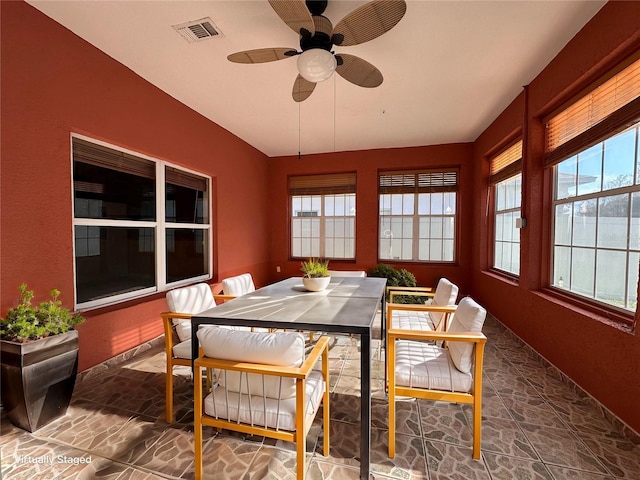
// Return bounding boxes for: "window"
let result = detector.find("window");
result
[379,169,457,262]
[546,56,640,314]
[491,141,523,275]
[72,137,211,308]
[289,173,356,259]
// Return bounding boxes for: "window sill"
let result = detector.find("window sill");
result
[482,269,519,287]
[376,259,458,267]
[533,288,636,333]
[290,257,356,262]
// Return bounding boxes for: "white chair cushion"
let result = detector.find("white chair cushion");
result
[395,340,472,392]
[447,297,486,374]
[391,309,434,331]
[221,273,256,297]
[172,339,192,360]
[197,328,306,399]
[327,270,366,277]
[428,278,459,327]
[204,370,324,431]
[166,283,217,313]
[166,283,218,342]
[173,325,225,358]
[173,321,192,342]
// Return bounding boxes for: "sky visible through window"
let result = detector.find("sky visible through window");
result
[553,124,639,312]
[557,128,636,199]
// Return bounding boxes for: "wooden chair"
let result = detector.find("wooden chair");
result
[161,283,235,422]
[387,277,459,332]
[387,296,487,459]
[194,329,330,480]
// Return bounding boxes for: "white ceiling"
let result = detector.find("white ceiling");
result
[28,0,606,157]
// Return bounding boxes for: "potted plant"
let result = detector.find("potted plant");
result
[300,258,331,292]
[1,283,85,432]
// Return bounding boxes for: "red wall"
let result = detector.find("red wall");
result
[0,1,271,370]
[471,1,640,434]
[3,0,640,436]
[267,144,474,291]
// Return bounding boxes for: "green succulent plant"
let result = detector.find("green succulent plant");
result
[0,283,85,343]
[300,258,330,278]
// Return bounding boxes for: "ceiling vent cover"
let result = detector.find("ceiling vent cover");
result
[173,18,222,43]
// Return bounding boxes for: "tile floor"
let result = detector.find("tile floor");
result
[2,314,640,479]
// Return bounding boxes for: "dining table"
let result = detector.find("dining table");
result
[191,275,387,480]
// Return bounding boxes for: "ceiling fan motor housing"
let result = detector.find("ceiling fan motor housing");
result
[306,0,328,16]
[300,15,333,51]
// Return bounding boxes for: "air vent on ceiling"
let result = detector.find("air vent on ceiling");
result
[173,18,222,43]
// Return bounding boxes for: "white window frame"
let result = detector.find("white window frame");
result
[71,134,212,310]
[551,123,640,313]
[378,170,458,263]
[544,56,640,320]
[290,193,356,259]
[493,173,522,276]
[490,140,523,276]
[289,173,357,260]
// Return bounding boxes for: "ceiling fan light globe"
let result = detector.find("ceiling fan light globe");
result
[297,49,336,83]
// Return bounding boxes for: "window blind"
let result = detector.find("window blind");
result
[166,167,208,192]
[544,56,640,165]
[73,137,155,179]
[490,140,522,184]
[289,173,356,195]
[378,169,458,194]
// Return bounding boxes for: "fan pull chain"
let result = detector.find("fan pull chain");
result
[298,80,301,159]
[333,74,336,153]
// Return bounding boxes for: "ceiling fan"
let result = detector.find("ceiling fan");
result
[227,0,407,102]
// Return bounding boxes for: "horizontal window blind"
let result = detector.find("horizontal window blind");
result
[73,137,155,179]
[289,173,356,195]
[379,169,458,194]
[490,140,522,184]
[166,167,208,192]
[545,57,640,165]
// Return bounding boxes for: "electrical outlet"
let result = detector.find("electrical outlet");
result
[276,266,281,272]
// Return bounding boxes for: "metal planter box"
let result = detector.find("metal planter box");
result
[1,330,79,432]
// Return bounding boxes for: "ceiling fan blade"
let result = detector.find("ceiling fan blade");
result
[292,74,316,102]
[227,48,297,64]
[332,0,407,46]
[268,0,315,37]
[335,54,383,88]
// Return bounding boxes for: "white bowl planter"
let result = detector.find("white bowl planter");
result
[302,276,331,292]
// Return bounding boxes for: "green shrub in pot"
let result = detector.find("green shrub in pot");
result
[1,283,85,342]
